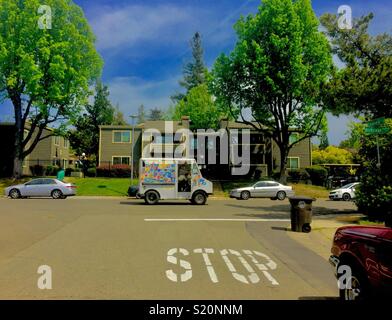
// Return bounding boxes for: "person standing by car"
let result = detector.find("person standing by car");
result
[56,167,65,181]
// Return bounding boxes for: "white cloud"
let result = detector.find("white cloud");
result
[90,4,194,51]
[107,76,180,116]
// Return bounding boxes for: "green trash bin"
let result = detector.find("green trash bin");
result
[289,196,316,233]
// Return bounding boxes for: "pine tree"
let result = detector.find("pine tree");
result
[137,104,146,124]
[171,32,207,102]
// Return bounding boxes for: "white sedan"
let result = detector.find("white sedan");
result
[230,180,295,200]
[329,182,360,201]
[5,178,77,199]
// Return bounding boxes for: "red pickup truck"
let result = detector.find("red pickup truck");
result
[330,225,392,300]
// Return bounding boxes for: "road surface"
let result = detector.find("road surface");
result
[0,197,356,299]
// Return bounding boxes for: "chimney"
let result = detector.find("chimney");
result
[219,117,229,129]
[181,116,190,129]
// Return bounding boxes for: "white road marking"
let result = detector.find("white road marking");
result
[145,218,290,222]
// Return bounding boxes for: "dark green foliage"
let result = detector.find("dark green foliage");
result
[96,164,131,178]
[86,167,97,177]
[172,32,208,103]
[287,169,311,184]
[30,165,45,177]
[354,120,392,220]
[305,166,328,186]
[320,13,392,118]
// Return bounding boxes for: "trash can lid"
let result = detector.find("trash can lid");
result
[289,196,316,203]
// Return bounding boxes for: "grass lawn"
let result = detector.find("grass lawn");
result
[220,180,330,199]
[64,177,137,196]
[289,183,330,199]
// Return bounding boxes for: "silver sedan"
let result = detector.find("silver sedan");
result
[4,178,77,199]
[230,180,294,200]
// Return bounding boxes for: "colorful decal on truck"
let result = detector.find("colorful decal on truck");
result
[141,161,176,184]
[192,175,207,188]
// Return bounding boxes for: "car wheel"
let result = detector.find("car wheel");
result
[277,191,286,201]
[192,192,207,205]
[144,190,160,205]
[339,265,369,301]
[342,193,351,201]
[240,191,250,200]
[9,188,21,199]
[51,189,63,199]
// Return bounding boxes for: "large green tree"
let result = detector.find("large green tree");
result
[171,32,208,103]
[0,0,102,177]
[210,0,332,182]
[320,13,392,118]
[172,84,221,130]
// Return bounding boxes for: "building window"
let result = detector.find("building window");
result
[112,156,131,165]
[113,131,131,143]
[289,133,299,144]
[54,136,60,146]
[63,139,69,148]
[287,157,300,169]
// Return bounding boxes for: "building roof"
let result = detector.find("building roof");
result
[99,125,140,130]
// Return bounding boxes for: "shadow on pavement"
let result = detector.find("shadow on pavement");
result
[226,203,358,216]
[298,296,339,300]
[119,201,195,206]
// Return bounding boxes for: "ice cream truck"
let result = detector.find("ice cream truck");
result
[138,158,213,205]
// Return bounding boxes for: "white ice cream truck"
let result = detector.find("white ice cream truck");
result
[138,158,213,205]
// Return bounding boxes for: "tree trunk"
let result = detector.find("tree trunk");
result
[12,95,24,179]
[278,145,289,184]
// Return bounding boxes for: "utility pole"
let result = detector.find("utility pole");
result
[129,115,138,185]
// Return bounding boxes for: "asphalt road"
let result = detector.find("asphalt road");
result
[0,197,357,299]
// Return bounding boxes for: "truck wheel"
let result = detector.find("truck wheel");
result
[342,193,351,201]
[277,191,286,200]
[192,192,207,205]
[240,191,250,200]
[339,265,369,301]
[9,188,21,199]
[144,190,160,205]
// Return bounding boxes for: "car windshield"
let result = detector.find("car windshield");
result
[340,183,355,189]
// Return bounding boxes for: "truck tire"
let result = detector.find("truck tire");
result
[191,191,207,205]
[144,190,160,205]
[339,264,370,301]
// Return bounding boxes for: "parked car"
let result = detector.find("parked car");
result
[5,178,77,199]
[329,182,360,201]
[229,181,294,200]
[329,225,392,300]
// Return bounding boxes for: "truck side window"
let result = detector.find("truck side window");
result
[178,162,192,192]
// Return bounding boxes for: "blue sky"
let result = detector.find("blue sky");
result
[1,0,391,144]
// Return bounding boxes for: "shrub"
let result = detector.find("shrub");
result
[355,166,392,221]
[305,166,328,186]
[65,168,74,177]
[45,165,59,176]
[86,167,97,177]
[30,164,44,176]
[96,164,131,177]
[287,169,310,183]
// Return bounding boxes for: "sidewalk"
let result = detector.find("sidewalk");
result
[286,216,364,261]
